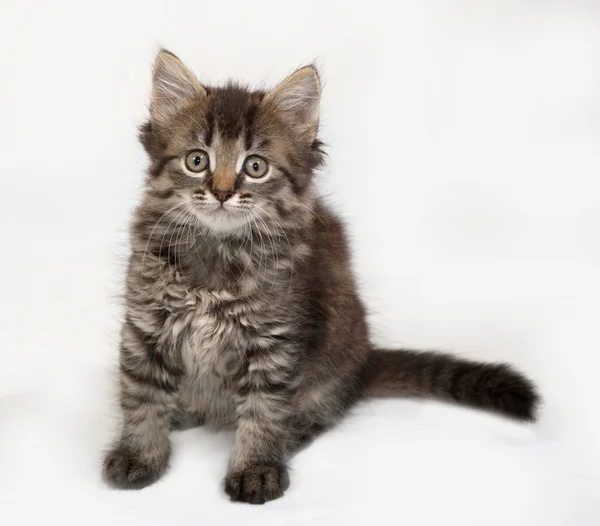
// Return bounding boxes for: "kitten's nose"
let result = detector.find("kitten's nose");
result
[213,190,234,203]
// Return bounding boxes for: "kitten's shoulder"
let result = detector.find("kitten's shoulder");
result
[311,200,351,257]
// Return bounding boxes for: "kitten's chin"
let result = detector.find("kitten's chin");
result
[194,209,249,235]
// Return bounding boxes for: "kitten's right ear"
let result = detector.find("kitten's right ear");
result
[150,49,206,123]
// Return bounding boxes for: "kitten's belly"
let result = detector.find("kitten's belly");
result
[178,372,237,429]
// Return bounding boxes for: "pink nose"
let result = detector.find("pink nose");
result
[213,190,233,203]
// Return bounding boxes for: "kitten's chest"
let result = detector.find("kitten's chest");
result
[164,289,249,376]
[163,287,252,427]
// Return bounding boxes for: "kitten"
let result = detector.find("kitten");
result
[103,49,540,504]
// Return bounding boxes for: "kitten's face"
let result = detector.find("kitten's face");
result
[140,51,324,235]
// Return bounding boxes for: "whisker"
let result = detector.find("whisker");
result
[294,201,328,228]
[159,206,192,282]
[236,213,256,288]
[173,206,197,288]
[138,201,188,278]
[250,209,280,298]
[252,204,295,293]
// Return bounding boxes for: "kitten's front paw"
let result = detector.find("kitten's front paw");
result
[225,463,290,504]
[102,445,169,490]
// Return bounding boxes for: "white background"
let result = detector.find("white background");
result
[1,0,599,524]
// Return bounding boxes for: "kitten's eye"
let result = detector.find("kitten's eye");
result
[184,150,209,173]
[243,156,269,178]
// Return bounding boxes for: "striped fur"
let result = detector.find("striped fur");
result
[103,50,540,504]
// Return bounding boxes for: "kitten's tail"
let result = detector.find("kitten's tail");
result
[364,349,540,421]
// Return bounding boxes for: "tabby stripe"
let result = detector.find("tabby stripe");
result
[236,380,292,397]
[280,167,302,195]
[146,347,184,379]
[151,188,175,199]
[449,363,479,402]
[150,155,177,177]
[125,316,158,346]
[125,316,184,378]
[120,353,179,393]
[244,103,259,150]
[204,113,214,146]
[120,394,154,411]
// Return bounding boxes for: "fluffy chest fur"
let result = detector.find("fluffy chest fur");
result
[161,283,252,428]
[131,252,300,428]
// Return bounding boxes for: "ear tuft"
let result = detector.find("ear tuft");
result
[150,49,205,123]
[264,66,321,142]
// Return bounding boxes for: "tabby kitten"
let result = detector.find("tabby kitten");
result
[103,50,540,504]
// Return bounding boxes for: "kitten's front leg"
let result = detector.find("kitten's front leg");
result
[103,317,183,489]
[225,347,296,504]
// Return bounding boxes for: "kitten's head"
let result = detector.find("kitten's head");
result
[139,50,324,235]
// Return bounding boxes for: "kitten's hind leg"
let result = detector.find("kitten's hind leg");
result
[288,422,327,453]
[103,319,183,490]
[289,379,362,453]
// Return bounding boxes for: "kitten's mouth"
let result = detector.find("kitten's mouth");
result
[211,204,241,215]
[198,201,234,213]
[191,202,249,234]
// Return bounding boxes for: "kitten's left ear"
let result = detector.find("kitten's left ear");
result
[150,49,206,124]
[264,66,321,142]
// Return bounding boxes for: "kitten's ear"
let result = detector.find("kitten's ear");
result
[150,49,206,123]
[264,66,321,142]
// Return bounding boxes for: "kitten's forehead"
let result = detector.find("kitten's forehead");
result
[207,84,264,144]
[204,131,245,171]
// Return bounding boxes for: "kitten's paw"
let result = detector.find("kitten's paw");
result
[225,463,290,504]
[102,445,169,490]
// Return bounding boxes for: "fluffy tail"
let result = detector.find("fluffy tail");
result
[364,349,540,421]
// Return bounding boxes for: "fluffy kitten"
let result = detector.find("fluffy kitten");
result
[103,50,540,504]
